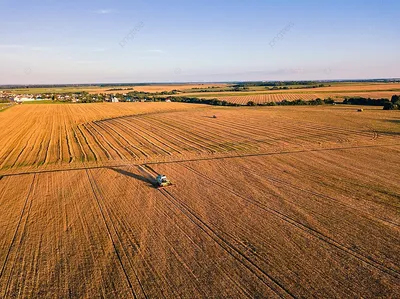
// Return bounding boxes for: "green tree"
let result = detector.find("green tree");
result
[391,95,400,104]
[383,102,395,110]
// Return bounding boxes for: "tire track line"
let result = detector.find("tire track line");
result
[0,174,35,280]
[77,125,98,162]
[4,118,40,168]
[147,186,252,298]
[89,122,125,159]
[182,164,400,279]
[82,123,111,159]
[141,165,294,298]
[115,118,170,156]
[71,127,87,162]
[0,174,36,297]
[63,117,74,163]
[129,118,184,154]
[142,116,220,153]
[105,120,149,158]
[85,169,145,299]
[3,143,400,178]
[161,188,292,298]
[93,122,134,159]
[159,115,238,152]
[248,161,400,227]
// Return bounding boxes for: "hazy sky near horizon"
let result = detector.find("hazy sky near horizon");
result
[0,0,399,84]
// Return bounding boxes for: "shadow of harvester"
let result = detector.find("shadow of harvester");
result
[108,167,157,187]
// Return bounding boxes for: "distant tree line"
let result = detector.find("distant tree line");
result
[246,98,335,107]
[166,96,240,106]
[383,95,400,110]
[233,81,329,88]
[342,95,400,110]
[343,97,389,106]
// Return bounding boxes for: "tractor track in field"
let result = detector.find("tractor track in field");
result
[245,159,400,226]
[4,119,41,168]
[82,123,111,160]
[140,118,206,153]
[98,122,140,159]
[0,174,36,298]
[76,125,98,162]
[141,165,295,299]
[159,189,293,298]
[0,174,36,280]
[155,116,240,153]
[93,107,209,124]
[88,122,125,160]
[115,118,172,156]
[181,164,400,279]
[129,118,184,155]
[71,126,87,162]
[1,143,400,178]
[64,117,74,163]
[211,117,365,144]
[93,122,133,160]
[148,197,252,298]
[124,117,216,154]
[85,169,146,299]
[135,166,263,298]
[154,115,255,152]
[140,116,217,154]
[105,120,150,158]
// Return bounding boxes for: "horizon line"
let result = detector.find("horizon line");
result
[1,77,400,87]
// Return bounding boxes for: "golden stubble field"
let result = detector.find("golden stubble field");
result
[86,83,228,94]
[206,91,398,105]
[192,83,400,104]
[0,102,399,298]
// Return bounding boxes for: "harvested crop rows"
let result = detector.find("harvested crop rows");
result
[0,102,399,297]
[2,104,398,173]
[209,91,397,105]
[150,149,400,297]
[1,145,399,297]
[0,103,204,171]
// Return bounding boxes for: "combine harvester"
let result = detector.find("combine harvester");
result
[139,165,173,189]
[155,174,172,188]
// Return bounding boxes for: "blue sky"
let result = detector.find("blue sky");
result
[0,0,399,84]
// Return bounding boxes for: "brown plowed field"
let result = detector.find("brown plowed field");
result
[0,103,399,297]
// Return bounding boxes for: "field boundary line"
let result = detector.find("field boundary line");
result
[1,143,400,177]
[94,107,210,124]
[145,143,400,166]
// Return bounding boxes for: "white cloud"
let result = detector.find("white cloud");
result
[93,9,115,14]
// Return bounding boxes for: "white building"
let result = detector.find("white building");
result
[14,96,35,102]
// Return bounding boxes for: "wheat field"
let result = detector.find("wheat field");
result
[0,103,399,298]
